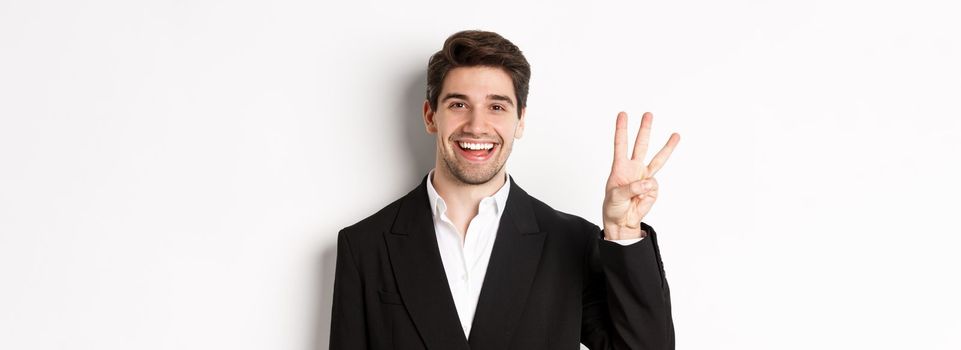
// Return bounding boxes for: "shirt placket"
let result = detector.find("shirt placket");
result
[465,199,496,291]
[437,208,471,329]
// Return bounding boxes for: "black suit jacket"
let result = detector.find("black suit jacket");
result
[330,175,674,349]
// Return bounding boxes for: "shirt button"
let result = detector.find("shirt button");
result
[461,274,468,281]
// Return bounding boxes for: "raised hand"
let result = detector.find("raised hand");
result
[602,112,680,240]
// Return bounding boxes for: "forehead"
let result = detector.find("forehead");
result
[441,66,515,100]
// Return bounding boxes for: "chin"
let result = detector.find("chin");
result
[445,159,504,186]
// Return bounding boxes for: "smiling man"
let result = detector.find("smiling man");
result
[330,30,679,350]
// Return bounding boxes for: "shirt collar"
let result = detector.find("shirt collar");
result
[425,168,511,219]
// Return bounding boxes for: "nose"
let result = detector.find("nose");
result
[462,109,489,135]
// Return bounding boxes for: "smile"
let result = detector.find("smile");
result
[455,141,497,162]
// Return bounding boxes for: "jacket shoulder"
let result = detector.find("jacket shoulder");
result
[526,192,601,238]
[339,196,403,240]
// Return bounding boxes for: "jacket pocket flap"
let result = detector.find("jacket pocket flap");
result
[378,290,403,305]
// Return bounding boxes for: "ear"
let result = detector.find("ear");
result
[513,107,526,139]
[423,100,437,134]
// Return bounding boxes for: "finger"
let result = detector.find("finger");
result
[631,112,653,161]
[611,178,656,201]
[647,132,680,177]
[613,112,628,162]
[638,188,658,209]
[636,178,658,196]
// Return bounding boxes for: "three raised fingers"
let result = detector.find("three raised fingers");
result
[613,110,680,178]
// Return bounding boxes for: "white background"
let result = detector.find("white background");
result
[2,0,959,349]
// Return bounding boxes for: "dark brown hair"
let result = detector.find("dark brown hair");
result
[426,30,531,118]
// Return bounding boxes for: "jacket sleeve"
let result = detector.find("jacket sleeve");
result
[580,222,675,350]
[329,230,368,349]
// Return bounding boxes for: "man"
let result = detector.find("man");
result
[330,30,680,350]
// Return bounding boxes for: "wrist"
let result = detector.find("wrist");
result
[603,223,647,240]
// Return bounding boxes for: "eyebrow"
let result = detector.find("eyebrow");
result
[487,94,515,107]
[441,93,515,107]
[441,93,469,103]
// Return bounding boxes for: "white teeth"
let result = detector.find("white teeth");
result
[458,142,494,150]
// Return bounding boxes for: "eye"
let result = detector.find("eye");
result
[449,102,467,109]
[491,104,505,111]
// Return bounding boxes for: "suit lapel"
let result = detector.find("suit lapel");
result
[385,175,546,350]
[468,177,546,350]
[385,175,470,350]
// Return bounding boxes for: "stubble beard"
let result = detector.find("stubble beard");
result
[441,141,511,186]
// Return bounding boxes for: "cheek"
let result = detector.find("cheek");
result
[504,122,521,139]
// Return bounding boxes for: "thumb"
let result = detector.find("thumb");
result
[609,179,654,202]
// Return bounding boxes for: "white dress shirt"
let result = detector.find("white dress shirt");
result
[425,168,643,338]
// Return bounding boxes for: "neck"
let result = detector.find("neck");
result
[431,166,506,211]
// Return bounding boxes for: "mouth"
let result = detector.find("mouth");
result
[455,140,498,162]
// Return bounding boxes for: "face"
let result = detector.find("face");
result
[423,66,526,185]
